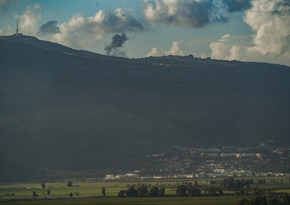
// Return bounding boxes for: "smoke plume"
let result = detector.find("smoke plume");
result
[104,33,129,57]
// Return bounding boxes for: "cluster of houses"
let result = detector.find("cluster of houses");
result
[104,172,139,180]
[104,169,289,181]
[200,152,262,158]
[103,142,290,181]
[172,145,263,158]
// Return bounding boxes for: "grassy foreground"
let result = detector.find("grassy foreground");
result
[1,178,290,204]
[1,178,290,198]
[1,196,244,205]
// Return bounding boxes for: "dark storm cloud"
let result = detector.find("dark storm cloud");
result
[104,33,129,57]
[171,0,228,28]
[223,0,252,13]
[99,9,144,33]
[272,1,290,14]
[143,0,253,28]
[37,21,60,37]
[144,0,219,28]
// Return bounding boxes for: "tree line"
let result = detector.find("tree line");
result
[237,188,290,205]
[220,177,253,189]
[118,186,165,197]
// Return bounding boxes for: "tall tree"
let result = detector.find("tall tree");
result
[101,187,106,196]
[187,184,201,197]
[67,181,73,187]
[149,187,160,197]
[126,186,137,197]
[137,186,148,197]
[32,191,38,197]
[176,185,187,197]
[220,177,246,189]
[118,190,126,197]
[159,187,165,197]
[215,187,224,196]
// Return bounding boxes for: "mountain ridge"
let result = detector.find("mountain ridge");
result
[0,34,290,182]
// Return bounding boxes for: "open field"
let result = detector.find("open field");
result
[0,197,248,205]
[1,177,290,198]
[0,179,186,197]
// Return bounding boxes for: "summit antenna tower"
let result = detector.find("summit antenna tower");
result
[16,21,19,34]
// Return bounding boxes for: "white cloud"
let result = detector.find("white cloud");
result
[17,3,42,36]
[146,47,164,57]
[209,34,233,59]
[3,5,143,50]
[209,0,290,66]
[45,8,144,49]
[33,3,42,10]
[6,25,13,34]
[165,41,185,56]
[146,41,185,57]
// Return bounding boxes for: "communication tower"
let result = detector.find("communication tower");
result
[15,21,22,35]
[16,21,19,34]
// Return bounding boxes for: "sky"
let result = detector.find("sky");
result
[0,0,290,66]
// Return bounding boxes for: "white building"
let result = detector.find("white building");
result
[104,174,115,180]
[221,153,238,157]
[126,173,139,178]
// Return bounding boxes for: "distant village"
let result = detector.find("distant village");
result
[104,141,290,181]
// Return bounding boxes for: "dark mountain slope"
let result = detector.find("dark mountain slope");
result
[0,35,290,182]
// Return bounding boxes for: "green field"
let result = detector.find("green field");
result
[0,180,179,197]
[1,178,290,198]
[1,197,247,205]
[1,178,290,204]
